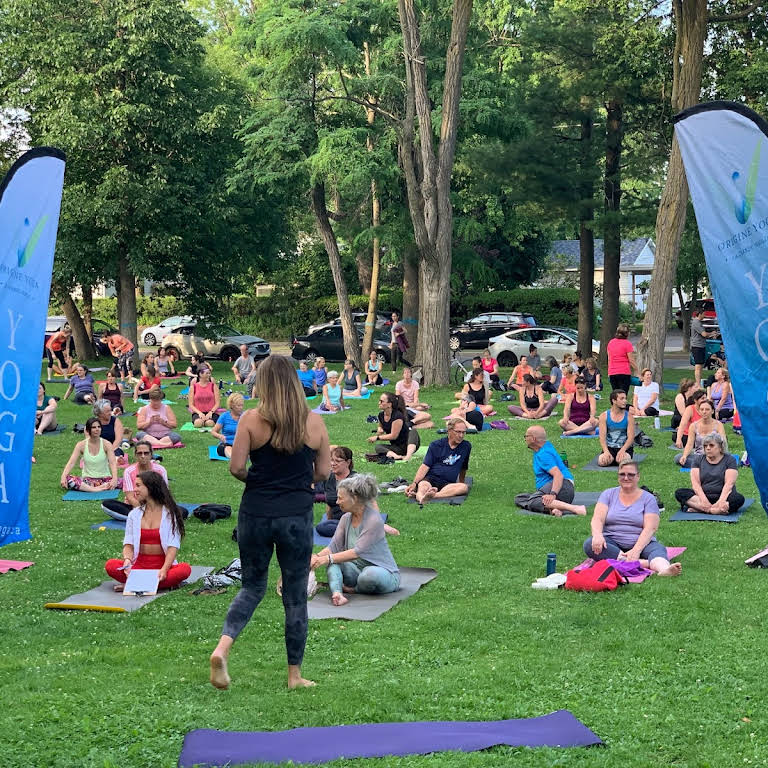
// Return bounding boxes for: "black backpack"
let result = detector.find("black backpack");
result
[193,503,232,524]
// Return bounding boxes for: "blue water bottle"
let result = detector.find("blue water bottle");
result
[546,553,557,575]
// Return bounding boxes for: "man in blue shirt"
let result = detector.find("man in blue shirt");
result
[515,426,586,516]
[406,418,471,505]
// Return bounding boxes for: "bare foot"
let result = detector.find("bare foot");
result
[657,562,682,577]
[331,592,349,606]
[288,675,316,689]
[405,487,417,498]
[573,505,587,516]
[550,509,563,517]
[112,584,124,592]
[384,524,400,536]
[210,653,231,689]
[422,487,437,502]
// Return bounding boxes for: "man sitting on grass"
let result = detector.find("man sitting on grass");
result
[406,418,471,505]
[515,426,585,516]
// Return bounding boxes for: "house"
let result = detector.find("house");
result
[549,237,656,310]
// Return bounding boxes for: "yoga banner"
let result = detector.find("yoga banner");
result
[674,102,768,513]
[0,148,66,547]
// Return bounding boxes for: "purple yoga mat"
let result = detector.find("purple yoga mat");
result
[573,546,686,583]
[178,710,602,767]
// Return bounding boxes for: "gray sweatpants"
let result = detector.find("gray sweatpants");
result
[515,479,575,514]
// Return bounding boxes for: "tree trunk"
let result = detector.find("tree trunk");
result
[355,252,372,296]
[676,284,692,353]
[577,107,595,359]
[310,182,360,366]
[418,256,451,382]
[60,291,95,360]
[402,246,419,356]
[599,99,623,369]
[637,0,708,381]
[117,253,139,351]
[81,284,93,340]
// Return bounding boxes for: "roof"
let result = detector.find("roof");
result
[550,238,655,272]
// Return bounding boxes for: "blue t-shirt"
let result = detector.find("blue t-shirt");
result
[216,410,240,445]
[423,437,471,485]
[533,441,574,489]
[297,368,316,389]
[315,368,327,387]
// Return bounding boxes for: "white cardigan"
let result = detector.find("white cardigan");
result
[123,506,181,564]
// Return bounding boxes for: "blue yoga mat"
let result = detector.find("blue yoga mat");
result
[63,489,121,501]
[343,391,371,399]
[178,710,602,767]
[90,519,126,530]
[663,382,678,391]
[669,498,754,522]
[178,503,201,516]
[314,512,388,547]
[561,429,598,438]
[208,446,229,461]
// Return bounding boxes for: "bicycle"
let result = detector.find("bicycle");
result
[402,351,471,387]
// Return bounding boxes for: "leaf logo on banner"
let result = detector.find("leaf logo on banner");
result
[16,215,49,267]
[730,139,761,225]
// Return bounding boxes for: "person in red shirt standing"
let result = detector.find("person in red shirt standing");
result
[606,323,637,394]
[45,327,72,380]
[105,331,135,383]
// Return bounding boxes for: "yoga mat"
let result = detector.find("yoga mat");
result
[178,503,201,517]
[209,446,229,461]
[0,560,34,574]
[581,454,647,472]
[90,520,126,531]
[659,426,676,432]
[62,489,121,501]
[311,406,350,415]
[663,382,678,391]
[634,409,674,418]
[44,566,213,612]
[516,491,602,516]
[179,387,190,396]
[313,512,388,547]
[148,442,185,449]
[180,422,212,431]
[178,709,602,767]
[573,547,685,584]
[308,566,437,621]
[669,498,754,522]
[407,476,473,505]
[36,424,67,436]
[343,391,371,399]
[561,429,598,438]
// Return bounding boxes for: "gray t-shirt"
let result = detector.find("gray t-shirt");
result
[692,453,737,498]
[690,318,706,348]
[233,354,254,379]
[598,487,659,550]
[329,505,399,574]
[528,354,541,371]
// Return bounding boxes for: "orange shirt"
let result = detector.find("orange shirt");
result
[46,331,68,352]
[108,334,133,354]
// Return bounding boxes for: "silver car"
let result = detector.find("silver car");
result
[488,326,600,368]
[161,324,270,361]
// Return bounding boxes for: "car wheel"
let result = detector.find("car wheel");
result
[303,349,319,363]
[449,335,461,351]
[165,346,181,362]
[497,351,517,367]
[143,332,157,346]
[220,346,239,361]
[376,350,388,364]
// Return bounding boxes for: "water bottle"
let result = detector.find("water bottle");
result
[218,379,223,390]
[546,553,557,575]
[654,416,661,430]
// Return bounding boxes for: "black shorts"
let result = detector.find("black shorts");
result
[424,473,453,490]
[691,346,706,365]
[606,444,634,465]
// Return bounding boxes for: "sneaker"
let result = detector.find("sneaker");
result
[386,485,409,493]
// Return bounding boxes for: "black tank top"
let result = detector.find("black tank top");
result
[524,388,541,409]
[467,383,485,405]
[378,409,410,452]
[242,438,316,518]
[102,383,122,410]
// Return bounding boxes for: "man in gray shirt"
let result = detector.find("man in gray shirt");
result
[232,344,257,392]
[690,309,713,387]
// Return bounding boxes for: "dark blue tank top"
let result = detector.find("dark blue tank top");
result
[241,439,316,518]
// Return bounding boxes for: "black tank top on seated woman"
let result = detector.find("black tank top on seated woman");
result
[378,409,410,453]
[523,389,541,409]
[467,383,485,405]
[242,439,316,518]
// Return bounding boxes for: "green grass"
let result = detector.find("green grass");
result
[2,362,767,767]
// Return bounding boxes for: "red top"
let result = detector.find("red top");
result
[481,357,497,374]
[140,528,161,545]
[192,380,217,412]
[46,331,67,352]
[606,338,634,376]
[141,376,161,390]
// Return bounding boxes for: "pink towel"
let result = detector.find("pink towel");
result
[0,560,34,574]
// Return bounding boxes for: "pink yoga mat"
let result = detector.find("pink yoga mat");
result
[0,560,34,574]
[573,547,686,583]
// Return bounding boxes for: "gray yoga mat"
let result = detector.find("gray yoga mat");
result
[44,566,212,612]
[308,567,437,621]
[581,454,646,472]
[517,491,602,516]
[36,424,67,436]
[669,498,754,522]
[406,476,473,505]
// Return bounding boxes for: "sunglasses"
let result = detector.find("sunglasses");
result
[618,472,637,478]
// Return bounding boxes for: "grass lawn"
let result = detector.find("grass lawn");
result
[2,361,767,767]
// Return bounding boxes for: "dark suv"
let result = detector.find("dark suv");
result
[449,312,536,350]
[675,299,719,335]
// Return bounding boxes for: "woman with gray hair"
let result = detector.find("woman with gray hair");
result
[675,398,727,468]
[674,432,744,515]
[93,398,125,456]
[311,473,400,606]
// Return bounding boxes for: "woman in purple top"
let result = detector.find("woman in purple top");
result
[583,458,682,577]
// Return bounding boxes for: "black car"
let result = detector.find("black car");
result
[291,326,391,363]
[449,312,536,351]
[43,316,117,359]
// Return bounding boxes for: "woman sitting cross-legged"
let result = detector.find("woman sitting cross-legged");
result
[155,346,176,377]
[630,368,660,417]
[316,446,357,538]
[597,389,635,466]
[296,360,317,397]
[708,368,734,421]
[322,370,345,412]
[675,388,707,448]
[583,457,681,577]
[459,369,494,416]
[558,377,598,435]
[480,348,501,389]
[369,392,420,460]
[105,470,191,592]
[670,378,696,432]
[582,357,602,391]
[93,399,125,457]
[675,398,727,468]
[98,370,125,416]
[395,367,433,427]
[341,359,366,397]
[35,382,59,435]
[311,474,400,606]
[507,374,557,419]
[557,367,578,398]
[674,432,744,515]
[189,367,220,428]
[60,417,121,492]
[135,388,182,447]
[211,392,244,459]
[133,364,161,402]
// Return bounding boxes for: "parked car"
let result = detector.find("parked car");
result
[488,326,600,368]
[675,298,720,334]
[307,312,391,335]
[43,316,117,359]
[161,324,270,361]
[291,326,391,363]
[141,315,194,346]
[449,312,536,351]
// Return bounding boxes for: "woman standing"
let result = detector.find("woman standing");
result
[210,355,330,690]
[606,323,637,393]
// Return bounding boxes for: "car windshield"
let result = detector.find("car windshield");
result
[220,326,241,337]
[161,316,186,327]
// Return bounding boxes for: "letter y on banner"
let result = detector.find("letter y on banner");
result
[675,102,768,514]
[0,148,66,546]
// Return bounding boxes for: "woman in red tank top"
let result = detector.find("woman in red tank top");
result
[189,367,220,427]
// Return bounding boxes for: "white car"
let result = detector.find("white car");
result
[141,316,194,346]
[488,326,600,368]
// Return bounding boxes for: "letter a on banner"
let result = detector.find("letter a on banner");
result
[674,102,768,513]
[0,148,66,546]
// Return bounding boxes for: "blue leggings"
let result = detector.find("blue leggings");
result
[583,536,668,563]
[327,561,400,595]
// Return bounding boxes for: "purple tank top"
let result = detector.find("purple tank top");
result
[569,395,591,424]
